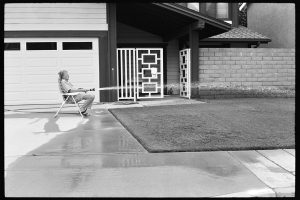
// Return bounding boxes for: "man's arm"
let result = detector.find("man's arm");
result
[69,88,89,93]
[61,80,93,93]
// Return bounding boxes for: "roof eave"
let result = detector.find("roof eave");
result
[200,38,271,43]
[153,3,232,31]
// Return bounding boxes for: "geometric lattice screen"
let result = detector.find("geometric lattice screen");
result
[136,48,163,99]
[117,48,164,100]
[179,48,191,99]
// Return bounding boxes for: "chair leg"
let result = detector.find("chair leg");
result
[54,98,68,118]
[71,96,83,118]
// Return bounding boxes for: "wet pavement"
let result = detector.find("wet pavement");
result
[4,100,295,197]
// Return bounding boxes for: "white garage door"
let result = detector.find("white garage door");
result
[4,38,100,105]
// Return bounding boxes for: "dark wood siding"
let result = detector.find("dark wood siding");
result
[166,39,180,94]
[117,22,163,44]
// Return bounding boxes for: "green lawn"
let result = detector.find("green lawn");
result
[109,98,295,152]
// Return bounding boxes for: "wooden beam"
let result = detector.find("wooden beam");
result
[107,3,118,102]
[232,3,239,27]
[164,20,204,41]
[99,34,109,102]
[189,25,199,97]
[199,3,206,15]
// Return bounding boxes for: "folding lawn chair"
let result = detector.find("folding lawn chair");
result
[54,81,84,118]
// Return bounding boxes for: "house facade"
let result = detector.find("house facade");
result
[4,2,274,105]
[246,3,295,48]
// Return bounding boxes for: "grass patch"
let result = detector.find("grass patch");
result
[109,98,295,152]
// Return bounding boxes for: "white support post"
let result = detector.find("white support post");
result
[129,50,132,98]
[117,49,119,100]
[125,50,128,98]
[133,49,136,102]
[120,50,123,98]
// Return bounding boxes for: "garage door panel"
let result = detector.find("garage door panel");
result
[7,86,59,95]
[76,83,99,88]
[26,84,58,91]
[5,37,99,105]
[22,76,58,84]
[5,75,24,83]
[5,53,23,59]
[22,68,60,75]
[61,58,94,66]
[23,91,60,100]
[5,67,24,75]
[5,92,27,101]
[24,59,59,67]
[25,52,57,55]
[25,54,59,58]
[71,74,96,82]
[5,59,24,67]
[60,52,95,57]
[65,67,95,74]
[5,79,24,87]
[63,71,97,78]
[24,76,96,86]
[25,58,59,63]
[5,84,25,92]
[70,80,97,88]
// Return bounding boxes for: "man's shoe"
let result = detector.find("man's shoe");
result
[83,112,91,117]
[80,108,87,114]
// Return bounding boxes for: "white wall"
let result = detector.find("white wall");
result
[4,3,108,31]
[247,3,295,48]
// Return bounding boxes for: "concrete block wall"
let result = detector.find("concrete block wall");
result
[198,48,295,98]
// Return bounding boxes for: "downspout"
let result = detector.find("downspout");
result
[232,3,239,28]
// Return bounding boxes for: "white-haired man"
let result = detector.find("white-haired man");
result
[58,70,95,116]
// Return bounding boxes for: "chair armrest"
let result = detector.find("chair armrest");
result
[63,92,79,96]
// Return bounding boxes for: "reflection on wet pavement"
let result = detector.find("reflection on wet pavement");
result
[5,152,271,197]
[5,108,293,197]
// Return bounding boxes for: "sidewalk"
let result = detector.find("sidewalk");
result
[4,100,295,197]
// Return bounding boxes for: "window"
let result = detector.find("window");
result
[216,3,229,19]
[200,3,230,20]
[187,3,199,12]
[63,42,92,50]
[176,3,187,7]
[26,42,57,50]
[205,3,217,17]
[4,43,20,51]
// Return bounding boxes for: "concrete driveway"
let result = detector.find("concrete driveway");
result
[4,99,295,197]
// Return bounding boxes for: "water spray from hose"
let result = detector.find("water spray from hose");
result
[93,81,288,93]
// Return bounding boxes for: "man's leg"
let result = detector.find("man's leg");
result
[74,92,85,112]
[76,93,95,112]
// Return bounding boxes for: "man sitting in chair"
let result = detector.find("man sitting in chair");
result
[58,70,95,116]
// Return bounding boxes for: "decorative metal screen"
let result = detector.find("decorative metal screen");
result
[179,49,191,99]
[136,48,163,99]
[117,48,163,100]
[117,48,136,101]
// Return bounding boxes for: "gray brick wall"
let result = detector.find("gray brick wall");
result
[198,48,295,98]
